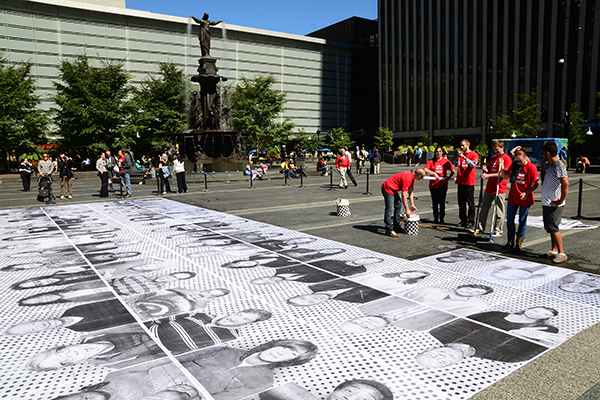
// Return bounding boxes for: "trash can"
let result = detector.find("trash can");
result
[336,199,351,217]
[405,214,420,235]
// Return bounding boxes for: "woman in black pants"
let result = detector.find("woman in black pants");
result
[423,146,455,224]
[158,153,172,195]
[18,158,32,191]
[96,152,109,197]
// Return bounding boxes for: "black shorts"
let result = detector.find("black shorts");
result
[542,206,563,234]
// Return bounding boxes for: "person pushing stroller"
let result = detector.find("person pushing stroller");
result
[37,153,55,204]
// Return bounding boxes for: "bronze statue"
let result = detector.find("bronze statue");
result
[191,13,223,57]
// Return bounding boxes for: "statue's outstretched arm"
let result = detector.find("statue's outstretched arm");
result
[210,20,224,26]
[190,16,202,24]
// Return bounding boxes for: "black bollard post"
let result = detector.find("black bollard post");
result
[154,172,159,197]
[329,166,335,191]
[203,172,209,192]
[363,171,372,195]
[283,169,290,186]
[299,172,305,188]
[576,178,583,219]
[249,173,255,189]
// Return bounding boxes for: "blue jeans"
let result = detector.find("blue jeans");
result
[124,173,131,195]
[382,188,405,234]
[506,202,530,238]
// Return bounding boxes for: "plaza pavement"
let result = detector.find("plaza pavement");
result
[1,162,600,399]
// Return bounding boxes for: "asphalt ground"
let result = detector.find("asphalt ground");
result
[2,163,600,399]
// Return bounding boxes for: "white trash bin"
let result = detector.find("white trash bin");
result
[405,214,420,235]
[336,199,351,217]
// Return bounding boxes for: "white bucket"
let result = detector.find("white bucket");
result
[336,199,350,217]
[405,214,420,235]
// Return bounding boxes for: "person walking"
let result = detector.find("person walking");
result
[354,145,364,174]
[343,146,358,186]
[57,152,75,199]
[415,146,423,166]
[381,169,426,237]
[173,153,188,193]
[335,149,351,189]
[493,146,538,251]
[18,158,32,191]
[477,141,512,235]
[455,139,479,229]
[424,147,455,224]
[96,152,109,198]
[158,153,172,195]
[372,149,382,174]
[541,142,569,263]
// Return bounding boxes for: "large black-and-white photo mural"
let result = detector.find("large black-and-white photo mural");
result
[2,198,600,400]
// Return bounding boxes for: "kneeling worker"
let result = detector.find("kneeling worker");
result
[381,168,426,237]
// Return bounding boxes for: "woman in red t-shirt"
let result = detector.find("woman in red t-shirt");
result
[424,147,455,224]
[499,147,539,251]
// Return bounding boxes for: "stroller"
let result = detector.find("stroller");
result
[37,175,55,204]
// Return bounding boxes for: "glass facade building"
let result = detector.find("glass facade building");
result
[379,0,600,140]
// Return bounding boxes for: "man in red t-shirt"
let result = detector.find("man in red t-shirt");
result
[381,169,426,237]
[336,148,351,189]
[424,147,455,224]
[478,140,512,235]
[455,140,479,228]
[498,147,539,250]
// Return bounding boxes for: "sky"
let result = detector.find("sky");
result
[125,0,377,36]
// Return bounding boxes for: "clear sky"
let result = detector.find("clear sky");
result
[125,0,377,36]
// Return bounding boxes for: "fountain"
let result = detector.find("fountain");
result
[174,13,247,172]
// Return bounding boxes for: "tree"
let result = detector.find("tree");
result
[297,129,320,152]
[53,54,138,156]
[493,88,543,138]
[0,56,48,172]
[556,103,586,146]
[327,127,353,152]
[373,127,394,151]
[230,74,294,152]
[135,62,187,154]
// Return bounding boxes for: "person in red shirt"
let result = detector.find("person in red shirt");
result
[381,169,426,237]
[455,139,479,228]
[335,148,351,189]
[424,147,455,224]
[478,140,513,235]
[497,146,539,251]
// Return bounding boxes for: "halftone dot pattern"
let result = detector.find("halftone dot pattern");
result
[467,260,573,290]
[416,249,510,273]
[534,272,600,308]
[467,291,600,347]
[0,198,597,400]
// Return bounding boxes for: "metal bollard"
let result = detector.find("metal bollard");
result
[363,171,372,195]
[299,172,305,188]
[203,172,209,192]
[283,169,290,186]
[576,178,583,219]
[249,173,255,189]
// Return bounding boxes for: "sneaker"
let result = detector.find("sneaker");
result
[139,182,143,185]
[60,196,66,199]
[68,195,72,199]
[493,231,502,237]
[546,250,558,259]
[387,231,400,238]
[353,183,358,187]
[162,192,167,195]
[553,253,568,264]
[124,194,131,198]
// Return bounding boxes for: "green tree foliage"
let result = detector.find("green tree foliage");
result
[0,56,48,172]
[556,103,587,146]
[493,88,543,138]
[327,127,354,152]
[298,129,320,151]
[53,54,138,156]
[230,74,294,152]
[373,127,394,151]
[135,62,186,153]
